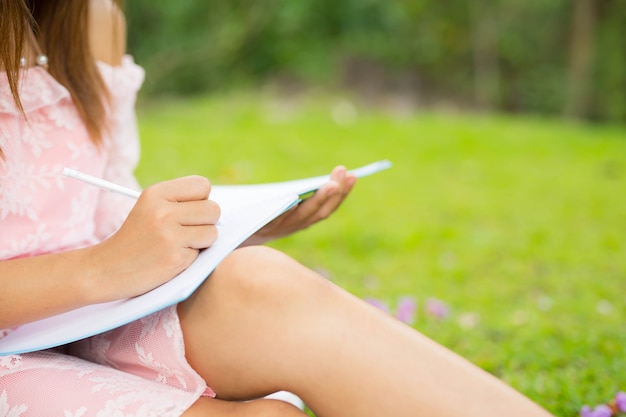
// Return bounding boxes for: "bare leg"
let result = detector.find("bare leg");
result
[178,246,554,417]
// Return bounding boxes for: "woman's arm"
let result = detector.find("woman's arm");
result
[0,246,105,330]
[0,176,220,329]
[89,0,126,66]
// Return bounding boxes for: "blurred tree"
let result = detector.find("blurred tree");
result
[124,0,625,123]
[469,0,501,110]
[590,0,626,121]
[564,0,597,119]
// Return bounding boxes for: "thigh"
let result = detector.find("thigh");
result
[177,246,337,399]
[183,397,307,417]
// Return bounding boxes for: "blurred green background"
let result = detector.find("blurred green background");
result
[125,1,626,415]
[126,0,626,123]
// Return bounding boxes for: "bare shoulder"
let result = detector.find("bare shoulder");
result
[89,0,127,66]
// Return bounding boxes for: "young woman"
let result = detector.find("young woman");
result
[0,1,556,416]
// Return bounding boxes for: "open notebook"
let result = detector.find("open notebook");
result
[0,160,391,355]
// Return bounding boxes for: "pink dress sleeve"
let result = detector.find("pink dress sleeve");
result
[93,56,146,239]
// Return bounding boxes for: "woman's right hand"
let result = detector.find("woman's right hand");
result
[86,175,221,302]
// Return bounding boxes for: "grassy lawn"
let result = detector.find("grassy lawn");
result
[135,90,626,416]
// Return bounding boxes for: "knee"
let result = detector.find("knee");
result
[209,246,333,308]
[218,245,291,278]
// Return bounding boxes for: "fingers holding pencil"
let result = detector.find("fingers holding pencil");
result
[81,175,221,301]
[140,176,221,249]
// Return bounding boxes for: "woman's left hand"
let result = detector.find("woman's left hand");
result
[242,166,357,245]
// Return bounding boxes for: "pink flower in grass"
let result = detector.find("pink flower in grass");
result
[395,297,417,325]
[425,297,450,319]
[580,405,613,417]
[614,392,626,412]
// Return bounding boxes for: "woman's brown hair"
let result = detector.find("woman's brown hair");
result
[1,0,117,152]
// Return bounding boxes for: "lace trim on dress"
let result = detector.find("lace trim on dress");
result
[0,67,69,115]
[97,55,145,101]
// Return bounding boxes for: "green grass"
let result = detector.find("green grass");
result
[135,90,626,416]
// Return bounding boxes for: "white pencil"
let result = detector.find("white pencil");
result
[63,167,141,199]
[63,167,223,226]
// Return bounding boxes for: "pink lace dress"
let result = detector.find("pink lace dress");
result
[0,57,214,416]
